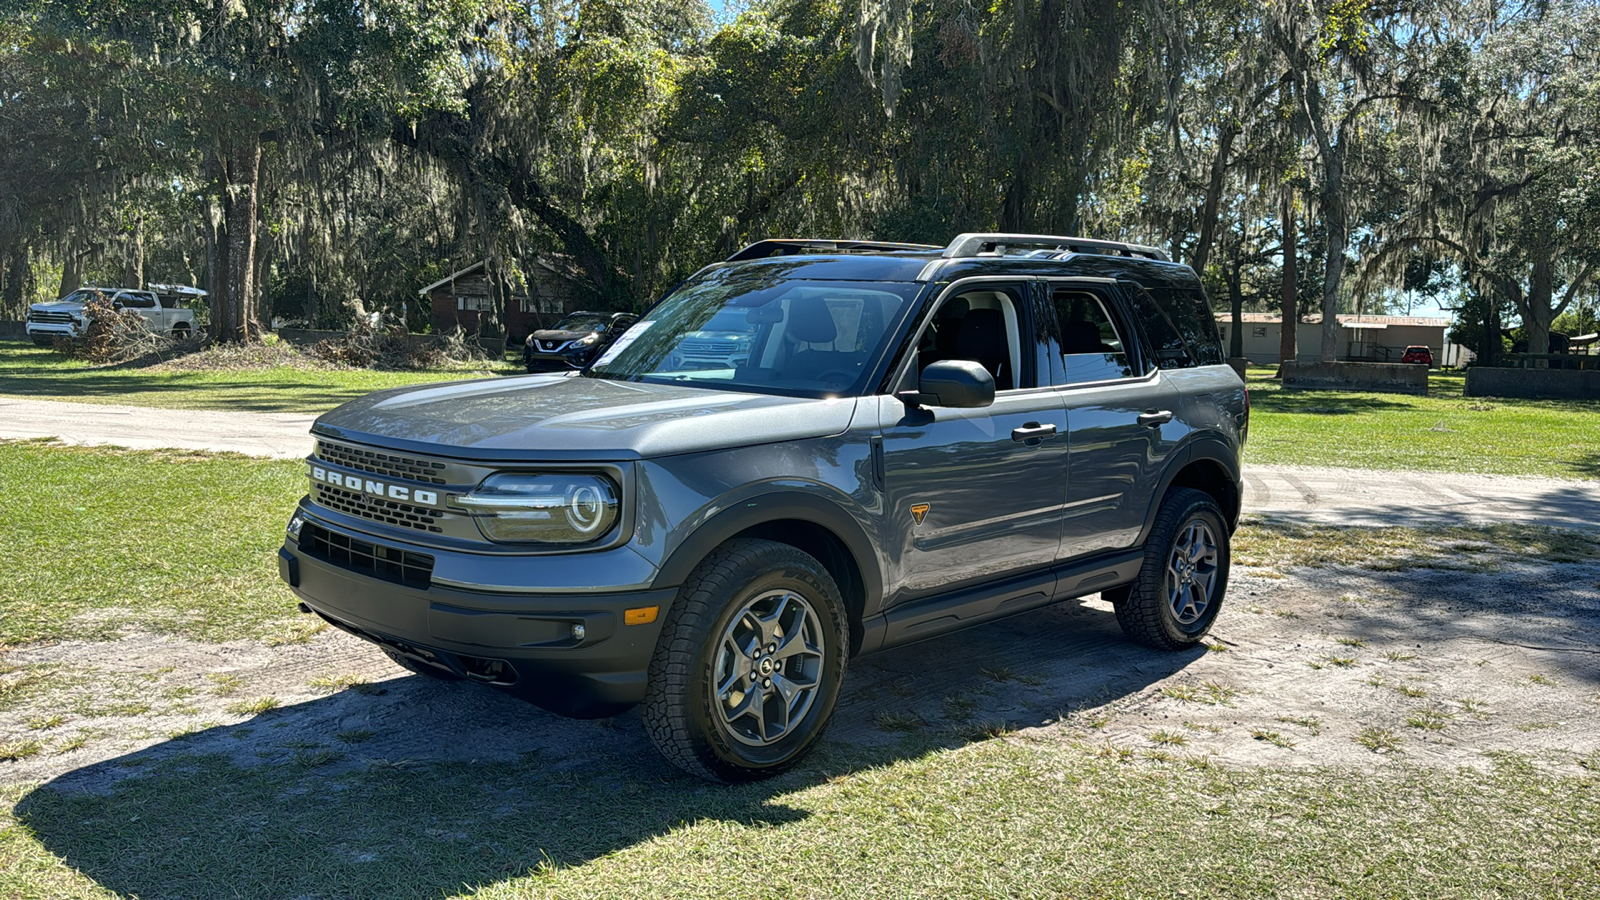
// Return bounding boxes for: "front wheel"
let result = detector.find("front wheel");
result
[1114,487,1230,650]
[642,539,848,783]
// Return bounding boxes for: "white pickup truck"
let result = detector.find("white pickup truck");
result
[26,284,204,346]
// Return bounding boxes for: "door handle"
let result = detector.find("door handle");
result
[1011,422,1058,442]
[1137,410,1173,427]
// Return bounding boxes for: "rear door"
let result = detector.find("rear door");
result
[1042,280,1183,559]
[877,279,1069,603]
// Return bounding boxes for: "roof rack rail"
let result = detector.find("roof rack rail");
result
[727,239,941,262]
[941,233,1170,262]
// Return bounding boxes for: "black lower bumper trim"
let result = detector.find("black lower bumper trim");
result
[281,543,676,718]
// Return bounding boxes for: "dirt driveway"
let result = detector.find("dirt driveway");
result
[4,541,1596,793]
[2,397,1597,791]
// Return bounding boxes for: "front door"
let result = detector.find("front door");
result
[876,281,1068,604]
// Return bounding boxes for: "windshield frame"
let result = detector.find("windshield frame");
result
[582,276,932,399]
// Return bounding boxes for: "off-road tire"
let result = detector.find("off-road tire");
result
[383,647,463,682]
[1114,487,1230,650]
[642,538,848,783]
[171,323,191,339]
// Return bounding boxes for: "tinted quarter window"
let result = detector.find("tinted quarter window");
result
[1041,288,1135,385]
[1155,287,1225,366]
[1121,282,1194,369]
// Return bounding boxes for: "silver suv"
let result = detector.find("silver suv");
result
[278,233,1248,782]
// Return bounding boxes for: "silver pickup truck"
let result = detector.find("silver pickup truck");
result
[26,284,204,346]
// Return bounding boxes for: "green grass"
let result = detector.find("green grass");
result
[1243,367,1600,479]
[4,345,1597,478]
[3,743,1599,899]
[0,343,518,414]
[0,441,307,646]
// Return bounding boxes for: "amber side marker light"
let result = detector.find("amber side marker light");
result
[624,606,660,626]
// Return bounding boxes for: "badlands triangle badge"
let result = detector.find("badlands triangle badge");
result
[911,503,930,526]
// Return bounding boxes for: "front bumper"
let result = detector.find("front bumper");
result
[279,520,674,718]
[25,324,81,340]
[523,349,587,371]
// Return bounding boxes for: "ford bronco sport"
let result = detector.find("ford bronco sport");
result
[278,233,1248,782]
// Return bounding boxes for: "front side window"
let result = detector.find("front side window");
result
[909,285,1032,391]
[585,278,922,397]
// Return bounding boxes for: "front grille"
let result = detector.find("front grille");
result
[300,522,433,589]
[678,339,736,356]
[316,441,447,485]
[314,483,446,533]
[30,312,75,324]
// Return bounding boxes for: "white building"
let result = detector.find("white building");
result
[1216,313,1473,367]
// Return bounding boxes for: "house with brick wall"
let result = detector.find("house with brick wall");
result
[419,258,592,343]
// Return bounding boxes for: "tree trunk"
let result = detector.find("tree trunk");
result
[1279,191,1298,366]
[218,139,261,344]
[1318,155,1346,362]
[1227,253,1245,360]
[3,243,32,316]
[1522,253,1555,361]
[57,238,82,299]
[124,214,144,288]
[1192,122,1240,277]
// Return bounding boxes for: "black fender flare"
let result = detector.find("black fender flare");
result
[649,489,885,615]
[1136,437,1243,544]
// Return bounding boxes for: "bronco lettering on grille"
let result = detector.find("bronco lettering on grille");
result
[310,465,440,506]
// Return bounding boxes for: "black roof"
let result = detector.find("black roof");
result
[698,244,1200,291]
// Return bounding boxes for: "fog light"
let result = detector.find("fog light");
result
[571,624,586,641]
[287,514,305,539]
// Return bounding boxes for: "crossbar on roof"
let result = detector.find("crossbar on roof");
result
[727,239,942,261]
[941,232,1170,262]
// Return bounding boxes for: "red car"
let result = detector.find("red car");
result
[1401,345,1434,366]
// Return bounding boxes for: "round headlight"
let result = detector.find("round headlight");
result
[457,473,620,544]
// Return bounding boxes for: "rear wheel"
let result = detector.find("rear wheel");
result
[643,539,847,783]
[171,322,191,339]
[1113,488,1230,650]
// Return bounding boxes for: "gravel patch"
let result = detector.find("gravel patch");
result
[4,554,1596,792]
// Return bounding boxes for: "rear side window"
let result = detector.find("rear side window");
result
[1120,283,1225,368]
[1038,288,1137,385]
[116,292,157,309]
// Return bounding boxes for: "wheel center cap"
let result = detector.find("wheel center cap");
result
[758,657,775,677]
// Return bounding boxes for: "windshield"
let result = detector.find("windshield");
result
[553,314,611,332]
[585,277,923,397]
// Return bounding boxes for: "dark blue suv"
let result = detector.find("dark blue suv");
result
[279,233,1248,782]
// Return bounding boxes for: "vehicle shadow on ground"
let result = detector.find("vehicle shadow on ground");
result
[1249,481,1600,532]
[14,600,1194,899]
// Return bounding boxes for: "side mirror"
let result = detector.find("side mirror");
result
[111,299,124,309]
[900,360,995,409]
